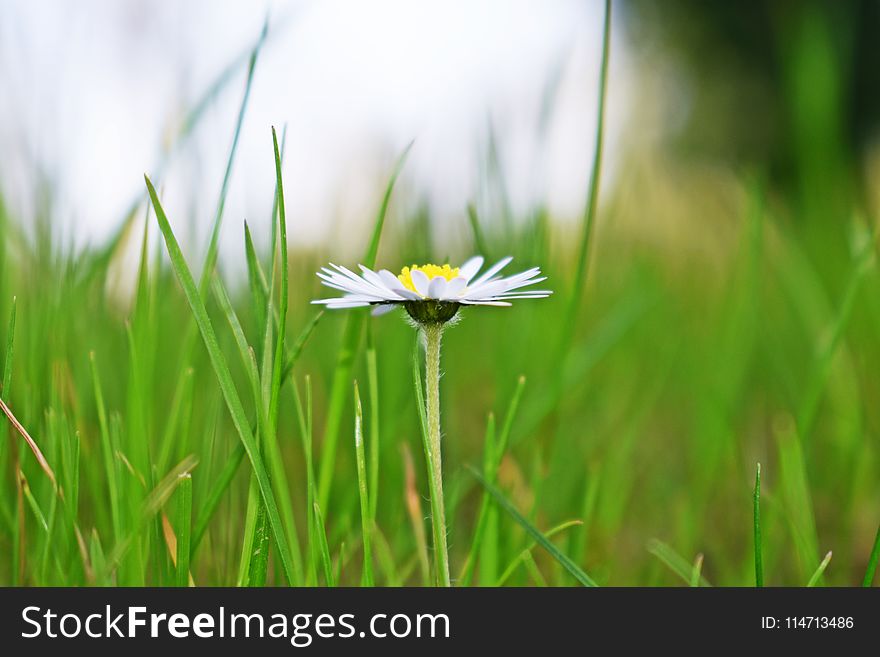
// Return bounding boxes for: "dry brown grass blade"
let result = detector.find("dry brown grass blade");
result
[401,442,430,586]
[161,512,196,586]
[0,396,58,491]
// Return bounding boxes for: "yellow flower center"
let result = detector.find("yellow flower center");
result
[398,263,460,294]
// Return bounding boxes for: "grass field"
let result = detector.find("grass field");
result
[2,4,880,587]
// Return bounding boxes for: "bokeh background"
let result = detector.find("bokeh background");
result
[1,0,880,586]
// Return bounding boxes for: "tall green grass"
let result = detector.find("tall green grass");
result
[2,1,880,586]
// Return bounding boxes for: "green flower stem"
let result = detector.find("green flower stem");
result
[422,321,451,587]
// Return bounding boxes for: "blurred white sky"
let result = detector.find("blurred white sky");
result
[0,0,631,262]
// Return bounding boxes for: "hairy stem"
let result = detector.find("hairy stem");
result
[422,322,451,586]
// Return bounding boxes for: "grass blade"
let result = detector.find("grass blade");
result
[268,126,288,429]
[317,141,413,510]
[21,473,48,532]
[807,551,832,587]
[466,203,492,262]
[562,0,611,339]
[1,396,57,491]
[366,326,380,523]
[468,466,597,587]
[191,443,245,554]
[401,442,431,586]
[496,519,582,586]
[199,22,267,299]
[292,376,318,585]
[103,454,198,577]
[458,412,495,586]
[690,554,704,588]
[89,352,122,542]
[461,376,525,585]
[862,523,880,587]
[776,419,820,584]
[354,382,374,586]
[647,539,713,587]
[175,473,193,587]
[754,462,764,587]
[2,296,15,396]
[313,497,335,586]
[146,175,295,585]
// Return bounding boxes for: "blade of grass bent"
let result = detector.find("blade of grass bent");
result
[461,376,525,585]
[496,519,582,586]
[458,412,496,586]
[103,455,198,577]
[468,466,597,587]
[646,539,713,587]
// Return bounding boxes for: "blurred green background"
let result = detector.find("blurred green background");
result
[1,0,880,586]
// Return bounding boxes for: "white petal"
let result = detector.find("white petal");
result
[391,287,423,300]
[331,263,387,294]
[322,265,399,300]
[458,256,484,282]
[378,269,403,290]
[459,300,512,307]
[321,267,384,297]
[465,271,544,299]
[376,269,422,299]
[493,293,553,299]
[410,269,431,297]
[316,279,359,294]
[371,304,398,316]
[469,256,512,287]
[442,276,468,299]
[476,294,552,300]
[312,294,383,305]
[316,299,372,309]
[427,276,447,299]
[358,265,387,290]
[317,271,361,294]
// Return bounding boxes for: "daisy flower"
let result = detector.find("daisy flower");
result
[312,256,552,323]
[312,255,550,586]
